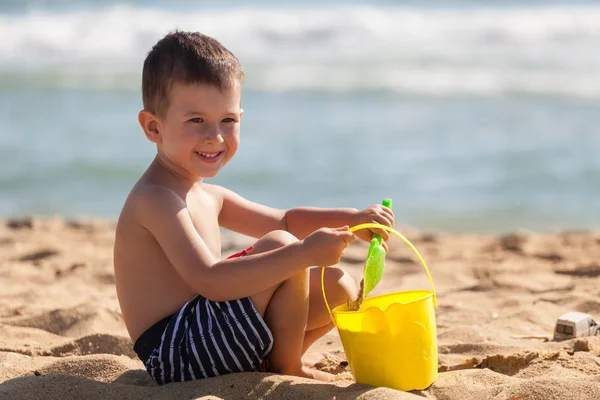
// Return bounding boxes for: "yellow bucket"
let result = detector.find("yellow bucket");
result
[322,223,438,391]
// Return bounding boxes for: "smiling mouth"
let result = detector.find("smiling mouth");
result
[194,151,224,162]
[196,151,222,158]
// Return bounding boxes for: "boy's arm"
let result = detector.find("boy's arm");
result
[213,184,393,242]
[134,184,327,301]
[285,205,396,248]
[284,207,358,239]
[211,185,286,238]
[213,185,359,239]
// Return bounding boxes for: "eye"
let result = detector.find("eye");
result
[189,117,203,123]
[222,117,237,123]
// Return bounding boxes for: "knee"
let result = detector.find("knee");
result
[252,230,298,254]
[324,267,357,306]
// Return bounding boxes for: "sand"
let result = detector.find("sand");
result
[1,217,599,400]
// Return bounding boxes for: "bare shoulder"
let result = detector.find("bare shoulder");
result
[115,182,185,261]
[119,181,186,229]
[131,180,185,208]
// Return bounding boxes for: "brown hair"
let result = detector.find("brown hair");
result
[142,31,244,116]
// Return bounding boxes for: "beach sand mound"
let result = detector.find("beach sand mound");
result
[1,218,599,399]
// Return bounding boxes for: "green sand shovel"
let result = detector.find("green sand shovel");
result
[362,198,393,297]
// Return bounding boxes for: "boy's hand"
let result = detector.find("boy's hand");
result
[350,205,395,251]
[302,226,356,267]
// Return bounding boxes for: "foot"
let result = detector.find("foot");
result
[301,351,334,367]
[299,366,334,382]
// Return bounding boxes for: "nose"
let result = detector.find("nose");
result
[203,124,224,144]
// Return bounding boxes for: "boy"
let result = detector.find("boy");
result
[114,31,394,385]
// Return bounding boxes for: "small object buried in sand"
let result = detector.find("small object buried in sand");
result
[553,311,600,341]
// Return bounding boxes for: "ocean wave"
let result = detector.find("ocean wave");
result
[1,4,600,97]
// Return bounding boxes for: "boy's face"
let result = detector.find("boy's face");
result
[148,81,243,180]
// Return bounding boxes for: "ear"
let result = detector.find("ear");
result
[239,108,244,119]
[138,110,162,144]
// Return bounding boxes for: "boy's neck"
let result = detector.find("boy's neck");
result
[152,153,203,188]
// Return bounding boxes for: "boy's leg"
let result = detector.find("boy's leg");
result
[303,266,357,353]
[247,230,332,381]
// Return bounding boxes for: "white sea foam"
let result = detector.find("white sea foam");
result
[1,4,600,97]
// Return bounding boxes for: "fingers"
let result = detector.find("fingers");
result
[370,205,395,241]
[376,206,395,226]
[336,227,355,244]
[379,204,395,220]
[344,232,357,244]
[372,221,391,239]
[370,215,393,241]
[377,205,395,229]
[326,226,356,244]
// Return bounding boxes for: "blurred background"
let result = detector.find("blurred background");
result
[0,0,598,233]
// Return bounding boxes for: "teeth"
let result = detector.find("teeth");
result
[199,152,219,158]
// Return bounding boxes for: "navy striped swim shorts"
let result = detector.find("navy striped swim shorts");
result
[133,245,274,384]
[134,295,274,384]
